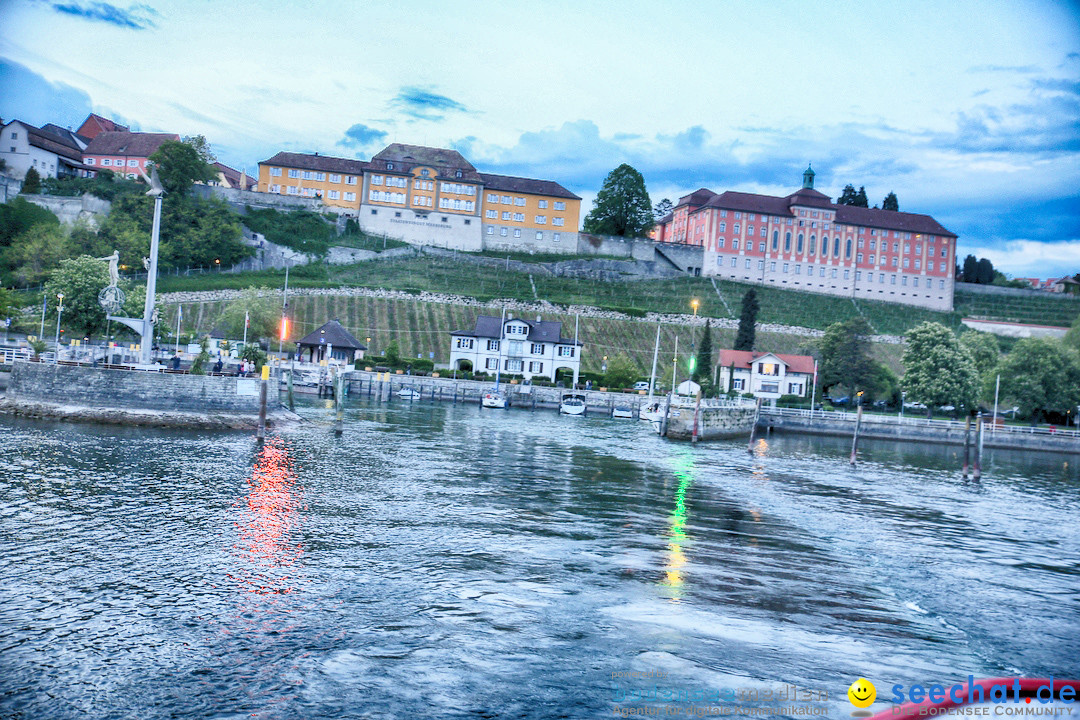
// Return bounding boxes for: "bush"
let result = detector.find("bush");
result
[21,168,41,194]
[407,358,434,372]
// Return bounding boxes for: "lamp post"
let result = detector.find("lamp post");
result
[54,292,64,363]
[900,391,906,420]
[689,298,700,387]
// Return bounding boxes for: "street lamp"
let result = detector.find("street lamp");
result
[900,391,906,420]
[215,258,221,272]
[54,292,64,363]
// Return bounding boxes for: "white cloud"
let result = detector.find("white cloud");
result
[968,240,1080,279]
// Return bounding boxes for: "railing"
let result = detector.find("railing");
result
[760,406,1080,438]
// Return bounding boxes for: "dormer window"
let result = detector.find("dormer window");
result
[386,162,394,170]
[455,170,463,178]
[421,168,429,177]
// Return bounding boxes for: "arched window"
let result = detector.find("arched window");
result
[784,232,791,252]
[846,238,853,258]
[772,230,779,251]
[797,233,804,253]
[809,235,816,255]
[834,237,842,257]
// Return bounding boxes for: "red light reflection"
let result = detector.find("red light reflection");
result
[228,439,305,595]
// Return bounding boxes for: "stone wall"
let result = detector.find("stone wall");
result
[483,230,580,255]
[361,204,483,251]
[9,361,280,413]
[192,185,323,212]
[24,194,112,227]
[576,233,657,261]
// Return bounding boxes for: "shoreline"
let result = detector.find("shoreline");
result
[0,396,302,431]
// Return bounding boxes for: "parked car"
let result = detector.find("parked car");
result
[633,381,650,391]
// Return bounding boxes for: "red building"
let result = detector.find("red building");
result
[653,166,957,311]
[82,131,180,179]
[76,113,128,140]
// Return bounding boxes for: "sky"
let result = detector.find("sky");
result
[1,0,1079,278]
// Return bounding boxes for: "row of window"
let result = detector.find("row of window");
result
[485,226,562,242]
[485,193,567,211]
[727,378,804,395]
[719,233,948,264]
[438,198,475,211]
[369,190,405,204]
[717,255,948,289]
[412,195,433,207]
[86,158,142,167]
[482,209,565,226]
[270,184,358,201]
[455,337,576,358]
[482,359,548,373]
[414,179,433,191]
[270,168,359,184]
[700,211,939,243]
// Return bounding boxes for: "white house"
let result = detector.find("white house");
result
[717,349,816,400]
[450,314,582,385]
[0,120,87,180]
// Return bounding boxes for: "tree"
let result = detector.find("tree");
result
[385,339,401,366]
[734,289,759,351]
[694,319,713,386]
[216,287,279,341]
[0,196,59,248]
[959,331,1001,384]
[995,338,1080,421]
[818,318,877,399]
[902,322,979,415]
[1064,314,1080,352]
[854,186,869,208]
[148,138,216,196]
[240,342,268,371]
[837,184,859,205]
[43,255,111,336]
[4,223,74,286]
[190,336,210,375]
[21,167,41,194]
[603,354,640,389]
[182,134,216,164]
[976,257,995,285]
[583,164,654,238]
[961,254,978,283]
[653,198,674,220]
[882,192,899,211]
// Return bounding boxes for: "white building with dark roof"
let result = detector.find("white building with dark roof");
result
[0,120,89,180]
[450,313,582,385]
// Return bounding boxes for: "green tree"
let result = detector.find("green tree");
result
[959,330,1000,395]
[653,198,674,220]
[734,289,759,351]
[583,164,654,237]
[190,335,210,374]
[21,167,42,194]
[694,319,713,385]
[240,342,268,371]
[4,224,74,286]
[818,318,877,399]
[216,287,280,341]
[148,138,216,196]
[43,255,111,336]
[0,196,59,248]
[385,339,401,367]
[0,287,17,325]
[854,186,869,207]
[837,184,859,205]
[882,192,899,211]
[976,257,995,284]
[603,354,640,389]
[902,322,979,415]
[961,254,978,283]
[995,338,1080,421]
[1064,314,1080,352]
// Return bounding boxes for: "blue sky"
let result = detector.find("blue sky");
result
[1,0,1078,278]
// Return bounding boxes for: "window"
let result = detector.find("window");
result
[903,258,910,268]
[538,200,548,209]
[486,358,499,370]
[328,190,340,200]
[487,193,498,202]
[456,338,474,349]
[553,218,564,226]
[798,233,805,253]
[783,263,790,273]
[487,340,500,351]
[101,159,112,166]
[554,201,565,211]
[745,259,751,269]
[287,186,298,195]
[880,273,885,283]
[940,280,946,289]
[857,253,864,263]
[530,343,544,354]
[795,264,801,274]
[269,184,280,193]
[127,159,137,167]
[844,269,850,279]
[758,259,765,270]
[892,257,899,267]
[536,231,543,240]
[819,267,826,277]
[535,215,548,224]
[904,243,911,254]
[345,192,355,201]
[719,222,726,232]
[913,277,919,288]
[856,271,861,281]
[501,195,511,204]
[748,226,755,235]
[386,162,394,170]
[902,276,908,286]
[316,172,326,181]
[732,378,745,390]
[770,262,777,271]
[831,268,838,278]
[500,227,508,236]
[346,176,357,185]
[553,232,561,242]
[486,226,494,235]
[869,255,876,265]
[514,197,526,206]
[330,174,340,183]
[486,210,497,219]
[788,383,802,395]
[455,170,462,178]
[513,229,521,238]
[760,226,767,237]
[560,346,575,357]
[941,247,947,257]
[891,275,897,285]
[772,231,779,251]
[514,213,524,222]
[730,257,737,267]
[502,211,511,220]
[302,171,313,180]
[369,174,382,184]
[86,158,95,165]
[784,232,791,252]
[734,223,740,234]
[733,239,740,250]
[758,241,765,252]
[718,239,725,249]
[893,242,899,252]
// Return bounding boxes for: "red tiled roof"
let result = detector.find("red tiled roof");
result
[717,349,816,375]
[77,113,129,139]
[259,151,367,175]
[676,188,717,207]
[83,131,180,158]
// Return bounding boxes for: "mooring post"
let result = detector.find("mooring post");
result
[973,414,983,480]
[286,360,294,412]
[962,415,972,479]
[849,402,863,465]
[747,398,761,453]
[334,369,344,436]
[691,390,702,443]
[257,364,268,443]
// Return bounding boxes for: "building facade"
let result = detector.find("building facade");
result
[83,131,180,179]
[716,350,815,400]
[449,314,582,385]
[0,120,87,180]
[654,167,958,311]
[257,143,580,252]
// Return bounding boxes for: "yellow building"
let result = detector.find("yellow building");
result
[257,151,365,212]
[478,172,581,250]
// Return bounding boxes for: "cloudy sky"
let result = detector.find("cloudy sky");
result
[2,0,1078,278]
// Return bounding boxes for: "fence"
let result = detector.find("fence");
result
[760,406,1080,438]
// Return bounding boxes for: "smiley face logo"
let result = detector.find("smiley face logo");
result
[848,678,877,709]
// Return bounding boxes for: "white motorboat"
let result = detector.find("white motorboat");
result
[398,388,421,400]
[639,401,665,424]
[482,391,506,409]
[560,393,586,416]
[612,405,633,419]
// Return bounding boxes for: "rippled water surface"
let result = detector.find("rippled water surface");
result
[1,398,1078,719]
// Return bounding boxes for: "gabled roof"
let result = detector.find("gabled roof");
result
[833,205,956,238]
[785,187,833,208]
[84,131,180,158]
[452,315,582,345]
[13,121,85,162]
[77,113,128,139]
[296,319,367,350]
[702,190,791,216]
[676,188,717,208]
[259,151,366,175]
[213,162,257,190]
[717,349,816,375]
[478,172,580,200]
[39,124,90,149]
[370,143,483,183]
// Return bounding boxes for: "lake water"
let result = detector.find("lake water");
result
[1,397,1078,719]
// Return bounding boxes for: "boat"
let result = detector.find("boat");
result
[612,405,633,419]
[482,306,508,409]
[560,393,586,416]
[639,400,665,424]
[397,388,421,400]
[639,326,666,427]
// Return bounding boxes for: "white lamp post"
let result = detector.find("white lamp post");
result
[54,292,64,363]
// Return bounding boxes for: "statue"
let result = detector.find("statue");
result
[99,250,120,288]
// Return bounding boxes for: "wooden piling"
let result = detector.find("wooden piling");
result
[691,390,702,443]
[747,398,761,453]
[849,403,863,465]
[257,365,268,443]
[973,414,983,480]
[334,371,344,436]
[962,416,971,478]
[286,362,294,412]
